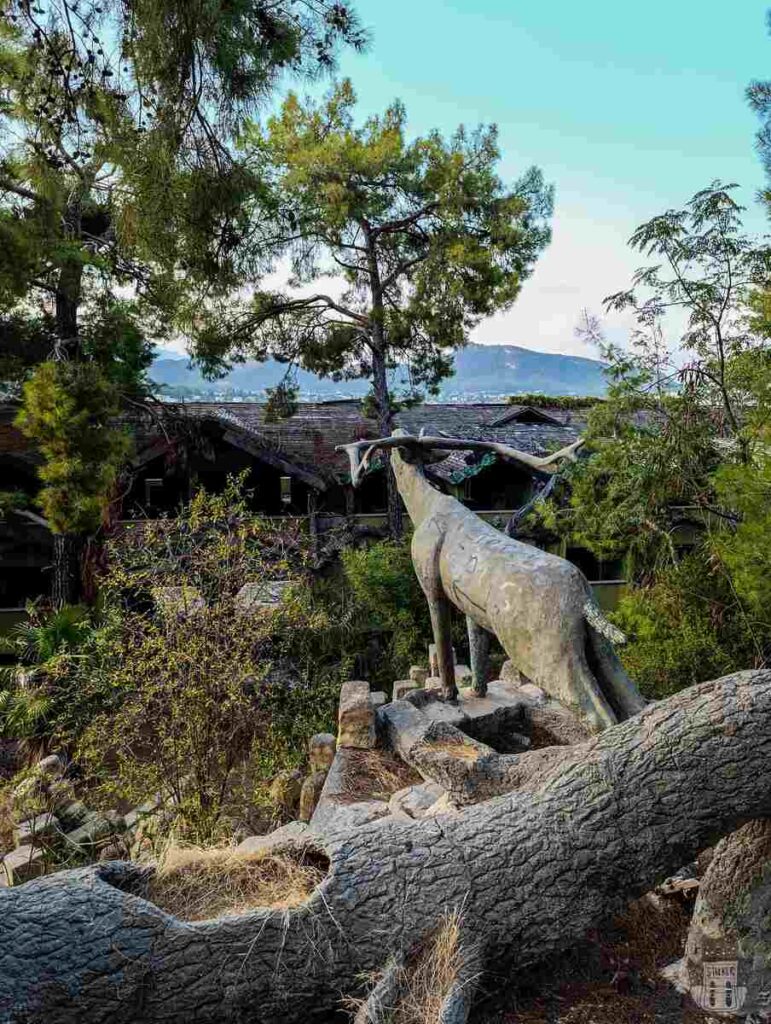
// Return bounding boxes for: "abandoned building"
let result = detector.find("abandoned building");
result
[0,399,635,614]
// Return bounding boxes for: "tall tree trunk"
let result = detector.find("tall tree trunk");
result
[49,198,85,604]
[371,343,403,539]
[363,223,402,539]
[50,533,85,607]
[3,669,771,1023]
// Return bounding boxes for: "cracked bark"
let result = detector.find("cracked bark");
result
[3,669,771,1024]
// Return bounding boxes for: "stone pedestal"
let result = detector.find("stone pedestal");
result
[309,733,336,771]
[337,681,375,749]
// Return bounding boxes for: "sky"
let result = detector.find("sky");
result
[319,0,771,359]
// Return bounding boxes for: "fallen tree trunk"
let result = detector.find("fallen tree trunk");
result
[4,669,771,1024]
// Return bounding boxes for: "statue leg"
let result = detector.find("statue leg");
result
[466,617,491,697]
[428,591,457,702]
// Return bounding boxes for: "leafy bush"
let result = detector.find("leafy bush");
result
[341,540,432,680]
[612,552,762,699]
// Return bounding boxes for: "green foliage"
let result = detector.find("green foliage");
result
[16,362,131,533]
[0,1,363,579]
[0,603,115,746]
[341,540,431,677]
[76,478,351,841]
[612,551,762,699]
[506,394,603,410]
[195,80,552,424]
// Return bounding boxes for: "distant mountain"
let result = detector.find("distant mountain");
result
[149,343,608,401]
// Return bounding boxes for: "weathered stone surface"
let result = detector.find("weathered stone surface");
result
[299,771,327,822]
[65,813,115,850]
[423,675,443,693]
[235,581,291,613]
[388,782,444,819]
[370,691,387,708]
[667,818,771,1017]
[388,440,645,728]
[268,769,302,814]
[1,844,44,886]
[519,683,547,705]
[14,813,59,847]
[1,670,770,1024]
[409,666,428,685]
[312,798,390,834]
[310,746,391,836]
[308,733,336,772]
[499,659,521,684]
[392,680,419,702]
[36,754,63,778]
[337,680,375,749]
[236,821,311,855]
[57,801,89,830]
[152,586,205,619]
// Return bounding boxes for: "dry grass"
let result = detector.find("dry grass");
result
[341,749,421,802]
[148,844,327,921]
[424,740,482,763]
[393,910,473,1024]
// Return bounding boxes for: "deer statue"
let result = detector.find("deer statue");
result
[338,430,645,731]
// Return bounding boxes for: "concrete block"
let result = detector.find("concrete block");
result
[393,680,419,702]
[337,680,375,749]
[1,845,45,886]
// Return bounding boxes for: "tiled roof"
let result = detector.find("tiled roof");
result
[0,398,588,486]
[167,401,586,484]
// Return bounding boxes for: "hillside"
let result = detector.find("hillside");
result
[150,343,608,401]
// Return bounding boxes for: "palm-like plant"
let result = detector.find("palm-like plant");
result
[0,605,92,744]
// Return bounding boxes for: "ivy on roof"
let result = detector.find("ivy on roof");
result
[506,394,604,410]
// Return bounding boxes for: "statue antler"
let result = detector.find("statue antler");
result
[336,434,584,487]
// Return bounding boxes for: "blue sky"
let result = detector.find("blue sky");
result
[325,0,771,358]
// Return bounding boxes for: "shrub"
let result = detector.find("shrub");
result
[612,552,762,699]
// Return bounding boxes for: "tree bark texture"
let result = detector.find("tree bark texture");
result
[3,670,771,1024]
[50,533,85,607]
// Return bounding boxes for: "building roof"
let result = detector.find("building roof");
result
[0,398,589,489]
[163,400,586,485]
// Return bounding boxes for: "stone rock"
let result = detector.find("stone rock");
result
[57,801,89,830]
[499,660,521,684]
[236,821,311,855]
[423,792,459,818]
[370,691,387,708]
[308,733,336,772]
[14,813,59,847]
[98,840,129,862]
[393,680,419,702]
[311,798,390,835]
[409,666,428,685]
[235,581,292,613]
[388,782,444,820]
[454,664,472,687]
[152,586,205,619]
[299,771,328,822]
[65,813,115,850]
[269,769,303,814]
[428,644,456,677]
[337,680,375,749]
[1,844,44,886]
[424,676,443,693]
[36,754,64,778]
[520,683,548,705]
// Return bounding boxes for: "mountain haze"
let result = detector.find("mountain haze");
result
[150,343,608,401]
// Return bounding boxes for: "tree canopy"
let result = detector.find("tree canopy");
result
[190,79,552,530]
[0,0,363,598]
